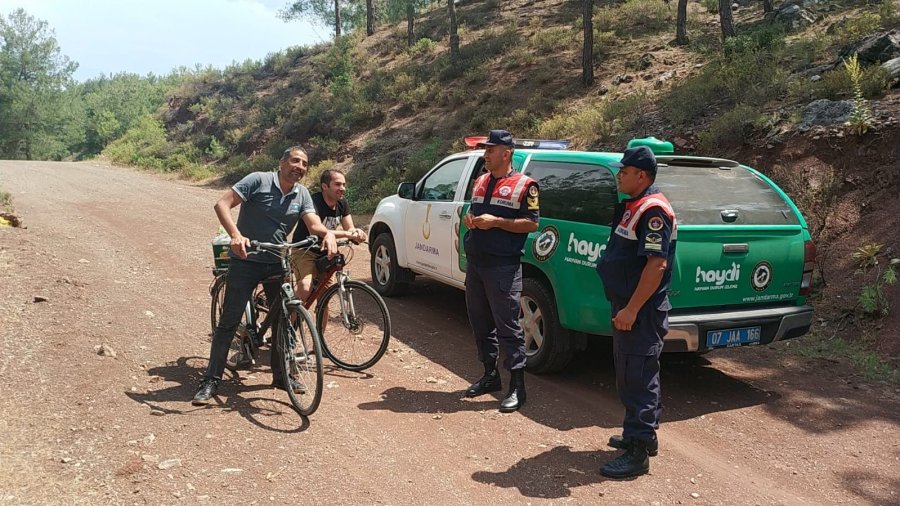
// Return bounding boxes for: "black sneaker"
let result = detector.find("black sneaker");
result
[272,377,307,394]
[192,378,220,406]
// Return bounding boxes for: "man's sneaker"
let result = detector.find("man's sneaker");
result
[272,377,307,394]
[192,378,220,406]
[608,435,659,456]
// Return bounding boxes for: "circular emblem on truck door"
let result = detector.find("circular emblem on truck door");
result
[751,262,772,291]
[533,226,559,262]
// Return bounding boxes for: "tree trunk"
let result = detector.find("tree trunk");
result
[448,0,460,66]
[366,0,375,36]
[407,1,415,47]
[675,0,689,45]
[718,0,735,41]
[582,0,594,87]
[334,0,342,40]
[763,0,773,13]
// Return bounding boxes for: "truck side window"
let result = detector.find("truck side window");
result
[417,158,469,202]
[524,161,617,226]
[463,157,486,201]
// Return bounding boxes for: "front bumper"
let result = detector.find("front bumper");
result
[664,305,814,352]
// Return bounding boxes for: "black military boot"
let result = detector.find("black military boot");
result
[608,435,659,456]
[465,362,501,397]
[600,439,650,479]
[499,368,526,412]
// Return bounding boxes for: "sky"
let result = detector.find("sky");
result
[0,0,329,82]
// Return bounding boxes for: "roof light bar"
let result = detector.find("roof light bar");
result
[463,136,570,150]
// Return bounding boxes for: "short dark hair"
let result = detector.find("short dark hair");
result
[320,168,346,186]
[281,146,308,161]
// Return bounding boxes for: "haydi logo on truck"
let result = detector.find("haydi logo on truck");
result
[694,262,741,291]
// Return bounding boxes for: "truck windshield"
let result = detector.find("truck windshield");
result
[655,165,800,226]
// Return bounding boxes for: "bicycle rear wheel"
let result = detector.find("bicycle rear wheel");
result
[316,280,391,371]
[278,305,324,416]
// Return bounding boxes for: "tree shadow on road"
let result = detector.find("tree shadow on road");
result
[471,445,623,499]
[124,356,310,434]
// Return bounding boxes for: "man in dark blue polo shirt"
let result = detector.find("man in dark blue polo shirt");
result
[462,129,540,413]
[193,146,337,406]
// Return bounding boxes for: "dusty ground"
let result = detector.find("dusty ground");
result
[1,161,899,505]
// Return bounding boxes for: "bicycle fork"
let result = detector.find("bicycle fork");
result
[335,275,359,331]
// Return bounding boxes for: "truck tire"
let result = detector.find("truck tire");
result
[520,277,573,374]
[370,232,413,297]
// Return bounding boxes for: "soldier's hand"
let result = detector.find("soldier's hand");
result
[463,212,474,229]
[612,307,637,331]
[471,213,499,229]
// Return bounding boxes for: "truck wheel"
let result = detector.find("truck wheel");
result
[520,277,573,374]
[370,232,413,297]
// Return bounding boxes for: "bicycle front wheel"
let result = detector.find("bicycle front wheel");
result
[278,305,324,416]
[316,280,391,371]
[210,274,227,335]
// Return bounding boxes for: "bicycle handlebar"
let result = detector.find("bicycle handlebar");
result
[250,235,318,256]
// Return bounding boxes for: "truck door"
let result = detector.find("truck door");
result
[404,156,472,280]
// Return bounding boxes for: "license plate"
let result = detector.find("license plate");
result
[706,326,761,348]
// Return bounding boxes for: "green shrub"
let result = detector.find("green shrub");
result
[697,105,765,151]
[700,0,718,13]
[536,100,613,146]
[859,259,899,317]
[662,74,723,125]
[593,30,618,58]
[405,138,443,181]
[813,64,891,100]
[595,0,676,35]
[408,38,438,56]
[530,26,577,54]
[663,48,789,126]
[206,137,228,160]
[504,45,537,69]
[830,13,882,45]
[880,0,897,28]
[351,166,404,214]
[102,115,168,170]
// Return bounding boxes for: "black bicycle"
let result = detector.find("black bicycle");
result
[209,236,324,416]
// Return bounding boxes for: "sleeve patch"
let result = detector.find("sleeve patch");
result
[648,216,664,231]
[526,185,539,210]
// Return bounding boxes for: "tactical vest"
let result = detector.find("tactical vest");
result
[465,171,537,266]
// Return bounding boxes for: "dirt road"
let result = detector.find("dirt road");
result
[1,161,898,505]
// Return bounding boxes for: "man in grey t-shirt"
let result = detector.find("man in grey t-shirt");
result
[193,146,337,406]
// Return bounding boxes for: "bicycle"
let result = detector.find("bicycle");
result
[210,239,391,373]
[209,236,325,416]
[302,240,391,371]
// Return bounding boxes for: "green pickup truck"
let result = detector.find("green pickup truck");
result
[368,138,815,373]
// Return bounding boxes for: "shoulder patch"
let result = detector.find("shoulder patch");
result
[526,185,539,210]
[648,216,664,231]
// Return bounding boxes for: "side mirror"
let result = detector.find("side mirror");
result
[397,182,416,199]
